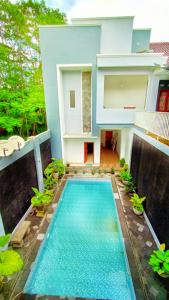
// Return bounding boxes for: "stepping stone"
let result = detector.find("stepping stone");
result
[33,225,38,230]
[149,286,159,298]
[138,225,144,232]
[114,193,120,199]
[146,241,153,247]
[37,233,45,241]
[52,203,57,209]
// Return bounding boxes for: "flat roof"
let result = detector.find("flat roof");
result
[39,24,101,28]
[133,28,152,31]
[71,16,134,21]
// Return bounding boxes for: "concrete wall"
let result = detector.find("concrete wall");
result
[62,71,82,134]
[64,137,100,164]
[72,17,134,54]
[39,25,100,158]
[104,75,148,109]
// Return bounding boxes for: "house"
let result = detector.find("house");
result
[39,16,168,168]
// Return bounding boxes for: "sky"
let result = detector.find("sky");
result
[46,0,169,42]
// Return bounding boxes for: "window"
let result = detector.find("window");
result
[70,90,75,108]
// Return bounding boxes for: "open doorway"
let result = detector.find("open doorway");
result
[84,142,94,164]
[100,130,120,168]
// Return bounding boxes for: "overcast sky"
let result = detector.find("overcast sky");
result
[47,0,169,42]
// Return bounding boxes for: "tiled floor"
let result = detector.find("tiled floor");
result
[100,147,120,169]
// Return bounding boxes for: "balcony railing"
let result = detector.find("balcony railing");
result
[135,112,169,140]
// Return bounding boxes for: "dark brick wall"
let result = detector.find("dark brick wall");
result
[0,151,38,233]
[40,139,51,172]
[131,134,169,247]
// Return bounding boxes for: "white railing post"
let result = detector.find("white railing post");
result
[33,137,44,192]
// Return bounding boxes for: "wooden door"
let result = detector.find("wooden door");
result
[84,143,88,163]
[157,90,169,112]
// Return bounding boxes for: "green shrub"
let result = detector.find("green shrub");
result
[119,170,132,182]
[149,244,169,276]
[44,176,57,190]
[31,188,52,207]
[0,234,11,248]
[119,158,125,167]
[123,163,128,171]
[44,158,65,178]
[125,181,136,194]
[0,250,23,277]
[91,169,96,175]
[130,193,146,212]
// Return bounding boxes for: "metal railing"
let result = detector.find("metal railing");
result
[135,112,169,140]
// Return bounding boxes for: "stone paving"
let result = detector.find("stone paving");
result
[2,173,169,300]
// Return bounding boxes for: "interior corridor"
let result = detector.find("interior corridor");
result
[100,130,120,169]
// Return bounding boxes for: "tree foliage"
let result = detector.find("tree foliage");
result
[0,0,66,138]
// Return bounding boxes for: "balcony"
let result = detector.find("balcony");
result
[135,112,169,142]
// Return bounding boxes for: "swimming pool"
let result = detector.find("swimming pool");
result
[24,179,136,299]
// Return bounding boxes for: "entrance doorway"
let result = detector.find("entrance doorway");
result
[84,142,94,164]
[100,130,120,168]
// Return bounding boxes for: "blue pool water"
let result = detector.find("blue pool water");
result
[25,179,136,299]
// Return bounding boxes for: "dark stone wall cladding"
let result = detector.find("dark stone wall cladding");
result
[40,139,52,172]
[0,151,38,233]
[131,134,169,247]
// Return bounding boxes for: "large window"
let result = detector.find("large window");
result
[104,75,148,109]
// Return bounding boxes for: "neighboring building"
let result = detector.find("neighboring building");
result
[150,42,169,113]
[150,42,169,64]
[39,16,169,167]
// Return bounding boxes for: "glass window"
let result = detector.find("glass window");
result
[70,90,75,108]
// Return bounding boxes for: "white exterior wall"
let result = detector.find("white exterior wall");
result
[119,128,133,166]
[72,17,133,53]
[62,71,82,134]
[104,75,148,109]
[64,138,100,165]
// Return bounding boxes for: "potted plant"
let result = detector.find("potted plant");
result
[0,234,23,292]
[149,244,169,278]
[119,158,125,167]
[31,188,53,217]
[130,193,146,215]
[119,170,132,184]
[125,180,136,196]
[0,234,11,251]
[111,167,115,174]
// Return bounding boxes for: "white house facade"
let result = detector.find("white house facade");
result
[39,16,169,167]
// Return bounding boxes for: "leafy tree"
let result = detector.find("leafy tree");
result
[0,0,66,138]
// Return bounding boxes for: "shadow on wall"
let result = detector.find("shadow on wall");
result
[0,139,51,233]
[130,134,169,247]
